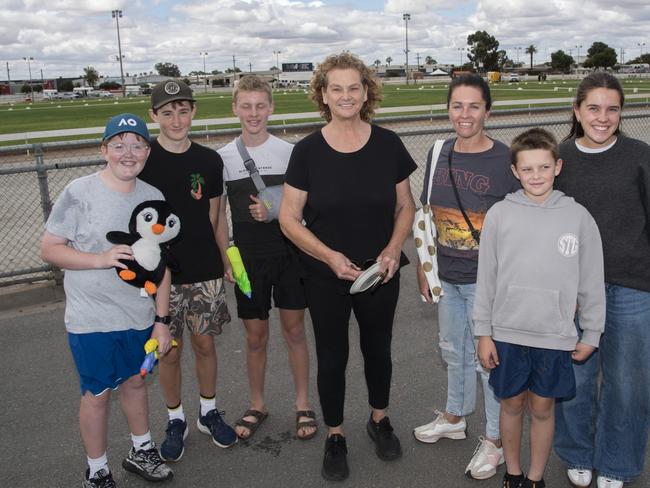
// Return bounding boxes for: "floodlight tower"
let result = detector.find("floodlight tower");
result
[403,13,411,85]
[111,10,126,97]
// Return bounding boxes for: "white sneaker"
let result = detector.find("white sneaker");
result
[567,469,592,487]
[413,410,466,443]
[597,476,623,488]
[464,436,504,480]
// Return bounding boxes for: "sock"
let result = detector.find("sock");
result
[87,452,109,478]
[167,403,185,422]
[131,431,152,451]
[200,394,216,417]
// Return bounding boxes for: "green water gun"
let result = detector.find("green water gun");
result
[226,246,252,299]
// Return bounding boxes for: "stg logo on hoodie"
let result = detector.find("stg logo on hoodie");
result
[557,233,579,257]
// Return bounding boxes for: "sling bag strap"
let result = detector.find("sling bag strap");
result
[235,136,267,192]
[425,139,445,204]
[447,138,481,245]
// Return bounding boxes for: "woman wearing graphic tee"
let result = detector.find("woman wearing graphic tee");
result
[412,74,520,481]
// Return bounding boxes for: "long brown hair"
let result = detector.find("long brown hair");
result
[564,72,625,142]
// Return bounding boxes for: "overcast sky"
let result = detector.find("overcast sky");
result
[2,0,649,81]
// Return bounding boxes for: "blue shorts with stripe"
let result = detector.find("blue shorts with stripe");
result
[68,326,152,396]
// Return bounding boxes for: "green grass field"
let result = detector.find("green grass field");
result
[2,79,650,139]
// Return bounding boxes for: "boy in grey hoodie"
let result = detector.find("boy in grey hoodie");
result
[473,128,605,488]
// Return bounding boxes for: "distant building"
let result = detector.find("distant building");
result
[136,74,168,85]
[278,62,314,85]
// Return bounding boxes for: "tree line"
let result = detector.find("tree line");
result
[71,35,643,91]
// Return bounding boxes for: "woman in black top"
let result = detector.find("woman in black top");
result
[279,52,416,481]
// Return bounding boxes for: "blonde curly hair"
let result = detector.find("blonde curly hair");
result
[310,52,382,123]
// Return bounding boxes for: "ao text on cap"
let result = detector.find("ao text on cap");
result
[103,113,150,141]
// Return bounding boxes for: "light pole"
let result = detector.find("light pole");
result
[273,50,281,73]
[638,42,646,58]
[273,50,281,86]
[111,10,126,97]
[22,56,34,101]
[200,51,208,93]
[403,13,410,85]
[457,47,465,67]
[575,44,583,67]
[515,47,522,65]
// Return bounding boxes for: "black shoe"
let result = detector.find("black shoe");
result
[523,478,546,488]
[321,434,349,482]
[366,414,402,461]
[503,472,526,488]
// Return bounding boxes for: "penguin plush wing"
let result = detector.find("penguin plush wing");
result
[106,231,139,245]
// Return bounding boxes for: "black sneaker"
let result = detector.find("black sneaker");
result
[122,441,173,481]
[366,414,402,461]
[197,408,237,448]
[160,418,188,462]
[523,478,546,488]
[503,472,526,488]
[321,434,349,482]
[82,468,116,488]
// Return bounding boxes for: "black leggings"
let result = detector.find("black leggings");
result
[304,276,400,427]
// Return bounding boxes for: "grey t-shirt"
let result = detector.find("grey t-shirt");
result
[46,172,164,333]
[420,138,520,284]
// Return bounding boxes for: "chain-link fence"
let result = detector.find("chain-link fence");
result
[2,104,650,286]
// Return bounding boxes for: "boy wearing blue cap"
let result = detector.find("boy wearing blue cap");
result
[41,113,174,487]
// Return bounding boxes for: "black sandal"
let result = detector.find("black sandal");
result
[235,409,268,440]
[296,410,318,440]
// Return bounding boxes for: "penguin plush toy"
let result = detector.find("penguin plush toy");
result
[106,200,181,296]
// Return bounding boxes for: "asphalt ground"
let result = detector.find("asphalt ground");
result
[1,241,649,488]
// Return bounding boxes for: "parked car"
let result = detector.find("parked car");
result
[507,73,520,83]
[97,90,114,98]
[61,92,81,99]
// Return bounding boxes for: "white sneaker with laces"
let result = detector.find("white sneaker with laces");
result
[413,410,466,443]
[597,476,623,488]
[567,468,592,487]
[464,436,504,479]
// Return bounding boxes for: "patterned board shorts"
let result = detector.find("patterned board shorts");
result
[169,278,231,338]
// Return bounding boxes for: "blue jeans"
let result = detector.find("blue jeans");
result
[438,280,501,440]
[555,284,650,482]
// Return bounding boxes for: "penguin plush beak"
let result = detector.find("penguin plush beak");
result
[152,223,165,234]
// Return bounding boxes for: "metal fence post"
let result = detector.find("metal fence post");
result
[34,144,63,284]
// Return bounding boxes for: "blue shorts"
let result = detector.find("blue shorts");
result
[68,326,152,396]
[489,340,576,399]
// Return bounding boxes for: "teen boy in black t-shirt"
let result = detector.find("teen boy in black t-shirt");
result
[139,79,236,462]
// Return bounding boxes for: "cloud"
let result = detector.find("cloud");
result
[2,0,649,79]
[385,0,465,13]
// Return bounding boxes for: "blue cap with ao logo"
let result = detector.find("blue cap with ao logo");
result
[103,113,150,141]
